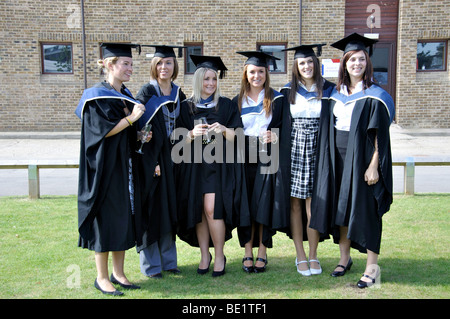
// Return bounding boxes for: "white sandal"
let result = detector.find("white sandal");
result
[309,259,322,275]
[295,258,311,276]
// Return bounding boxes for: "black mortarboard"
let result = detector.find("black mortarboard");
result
[330,33,378,56]
[236,51,280,68]
[190,55,228,78]
[142,44,186,58]
[283,44,326,59]
[100,43,141,58]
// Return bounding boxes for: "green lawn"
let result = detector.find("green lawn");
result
[0,194,449,300]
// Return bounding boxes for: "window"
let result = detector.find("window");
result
[41,43,73,74]
[417,40,447,72]
[257,43,287,74]
[184,43,203,74]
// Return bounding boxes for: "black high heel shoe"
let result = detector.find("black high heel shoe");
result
[110,273,140,290]
[212,255,226,277]
[254,255,268,273]
[357,273,377,288]
[197,252,212,275]
[330,257,353,277]
[94,279,123,296]
[242,256,254,273]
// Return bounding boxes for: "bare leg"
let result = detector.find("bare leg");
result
[290,197,308,271]
[196,209,211,269]
[360,250,379,282]
[111,251,132,285]
[335,226,351,272]
[255,224,267,268]
[305,197,320,269]
[203,193,226,271]
[95,251,116,292]
[243,222,255,268]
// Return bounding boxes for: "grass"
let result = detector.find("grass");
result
[0,194,449,301]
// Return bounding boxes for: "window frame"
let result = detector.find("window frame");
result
[184,43,203,74]
[257,42,287,74]
[41,42,74,75]
[416,40,448,72]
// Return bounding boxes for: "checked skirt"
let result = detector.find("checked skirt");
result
[290,117,320,199]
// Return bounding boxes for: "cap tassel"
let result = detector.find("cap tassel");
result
[316,45,323,57]
[178,47,183,58]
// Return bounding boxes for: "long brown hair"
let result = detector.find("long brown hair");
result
[238,64,273,117]
[288,55,324,104]
[337,50,374,94]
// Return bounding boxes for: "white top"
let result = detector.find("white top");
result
[241,89,272,136]
[333,81,363,131]
[290,82,322,118]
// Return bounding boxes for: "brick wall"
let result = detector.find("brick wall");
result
[0,0,449,131]
[397,0,450,128]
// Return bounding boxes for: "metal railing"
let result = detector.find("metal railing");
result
[1,157,449,198]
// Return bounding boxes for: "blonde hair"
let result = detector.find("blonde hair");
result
[149,56,179,81]
[190,67,221,105]
[97,56,119,78]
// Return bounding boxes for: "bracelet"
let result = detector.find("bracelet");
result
[125,117,133,126]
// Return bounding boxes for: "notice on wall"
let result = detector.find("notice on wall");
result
[322,59,340,78]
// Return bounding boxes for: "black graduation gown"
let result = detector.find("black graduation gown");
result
[310,87,394,254]
[77,82,139,252]
[134,82,186,252]
[174,96,250,247]
[280,80,335,242]
[233,89,291,248]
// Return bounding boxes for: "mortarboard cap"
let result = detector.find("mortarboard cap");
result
[142,44,187,58]
[100,43,141,58]
[283,44,326,59]
[236,50,280,69]
[190,54,228,78]
[330,33,378,56]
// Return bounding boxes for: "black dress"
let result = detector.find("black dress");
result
[233,89,291,248]
[77,81,139,252]
[174,96,251,247]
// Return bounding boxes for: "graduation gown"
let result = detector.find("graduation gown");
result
[310,84,395,254]
[76,81,140,252]
[280,80,335,242]
[233,89,291,248]
[174,96,250,247]
[134,81,186,252]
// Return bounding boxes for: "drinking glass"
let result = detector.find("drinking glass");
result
[136,123,152,154]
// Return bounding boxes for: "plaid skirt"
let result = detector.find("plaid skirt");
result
[290,117,320,199]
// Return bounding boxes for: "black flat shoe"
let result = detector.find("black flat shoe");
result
[166,268,181,274]
[242,256,254,273]
[357,273,377,289]
[110,274,140,289]
[94,279,124,296]
[331,257,353,277]
[254,256,268,273]
[212,255,226,277]
[197,252,212,275]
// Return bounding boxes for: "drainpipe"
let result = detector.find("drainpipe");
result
[81,0,87,89]
[299,0,302,44]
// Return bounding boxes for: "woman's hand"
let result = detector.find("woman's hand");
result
[129,103,146,123]
[191,123,209,137]
[260,130,278,144]
[209,122,226,134]
[364,164,379,186]
[154,164,161,177]
[137,129,152,143]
